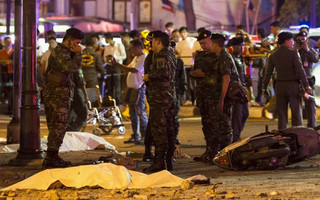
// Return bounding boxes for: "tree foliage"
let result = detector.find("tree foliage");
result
[277,0,320,27]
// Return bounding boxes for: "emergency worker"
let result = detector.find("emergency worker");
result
[208,33,234,155]
[295,31,319,128]
[43,28,84,167]
[190,30,219,162]
[263,32,311,129]
[229,37,249,142]
[143,31,177,172]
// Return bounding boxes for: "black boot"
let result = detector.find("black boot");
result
[43,150,71,168]
[194,140,210,162]
[143,150,166,173]
[143,144,154,162]
[166,149,175,171]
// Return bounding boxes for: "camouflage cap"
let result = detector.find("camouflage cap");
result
[197,30,211,41]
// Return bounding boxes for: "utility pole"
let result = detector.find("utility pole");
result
[130,0,138,30]
[6,0,22,144]
[10,0,43,165]
[6,0,11,35]
[310,0,316,28]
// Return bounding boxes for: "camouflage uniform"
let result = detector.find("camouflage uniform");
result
[147,47,176,170]
[174,58,187,144]
[68,68,88,131]
[209,49,234,150]
[231,54,249,142]
[43,43,82,152]
[193,51,218,162]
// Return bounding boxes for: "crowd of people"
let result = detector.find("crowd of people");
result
[0,20,318,171]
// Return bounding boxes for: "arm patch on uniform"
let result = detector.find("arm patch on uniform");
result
[156,58,166,68]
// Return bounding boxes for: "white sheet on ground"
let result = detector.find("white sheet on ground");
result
[0,132,116,153]
[2,163,184,190]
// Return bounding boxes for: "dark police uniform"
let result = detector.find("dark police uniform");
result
[263,32,309,129]
[229,37,249,143]
[297,36,319,128]
[145,47,176,172]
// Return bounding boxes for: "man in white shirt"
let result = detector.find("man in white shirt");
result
[112,39,148,144]
[176,27,197,105]
[103,32,126,104]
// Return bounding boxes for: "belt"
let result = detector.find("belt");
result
[277,80,299,82]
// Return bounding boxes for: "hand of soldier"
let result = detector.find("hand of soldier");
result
[143,74,149,82]
[190,69,205,78]
[305,86,312,95]
[217,100,224,114]
[70,43,82,52]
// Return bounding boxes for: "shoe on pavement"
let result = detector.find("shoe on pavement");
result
[43,156,71,168]
[183,100,192,106]
[124,138,136,143]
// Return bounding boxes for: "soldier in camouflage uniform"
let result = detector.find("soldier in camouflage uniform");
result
[43,28,84,168]
[208,34,234,158]
[143,31,177,172]
[190,30,219,163]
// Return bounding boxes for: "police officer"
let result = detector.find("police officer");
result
[295,31,319,128]
[229,37,249,142]
[190,30,218,162]
[143,31,177,172]
[263,32,311,130]
[43,28,84,167]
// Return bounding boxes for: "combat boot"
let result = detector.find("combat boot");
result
[166,149,175,171]
[143,144,154,162]
[143,150,166,173]
[43,150,71,168]
[194,140,210,162]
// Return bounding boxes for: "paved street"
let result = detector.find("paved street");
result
[1,113,320,199]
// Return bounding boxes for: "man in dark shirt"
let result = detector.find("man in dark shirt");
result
[263,32,311,129]
[295,31,319,128]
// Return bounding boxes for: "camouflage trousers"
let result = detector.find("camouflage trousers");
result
[197,97,233,150]
[149,102,176,157]
[44,88,73,152]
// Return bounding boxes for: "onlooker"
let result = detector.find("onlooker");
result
[81,37,105,88]
[103,32,126,104]
[164,22,174,37]
[39,37,57,86]
[112,39,148,144]
[176,27,197,105]
[270,21,281,48]
[171,29,181,43]
[0,36,13,115]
